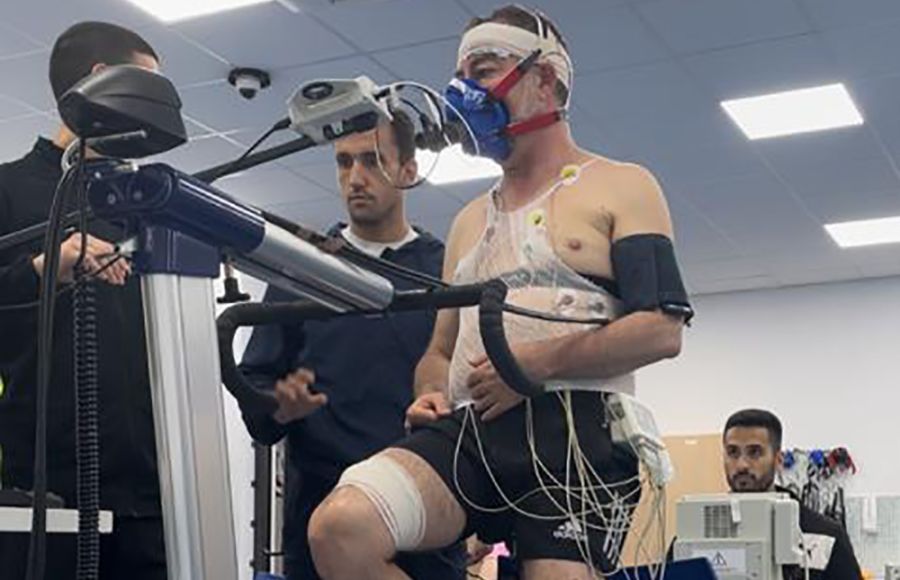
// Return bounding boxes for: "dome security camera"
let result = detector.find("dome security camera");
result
[228,67,271,100]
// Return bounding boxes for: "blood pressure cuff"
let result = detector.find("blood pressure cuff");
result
[611,234,693,323]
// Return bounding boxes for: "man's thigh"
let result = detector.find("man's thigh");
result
[380,447,467,550]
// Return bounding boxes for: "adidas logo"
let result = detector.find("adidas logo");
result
[553,519,587,543]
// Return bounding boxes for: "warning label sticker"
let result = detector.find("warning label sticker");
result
[693,548,748,575]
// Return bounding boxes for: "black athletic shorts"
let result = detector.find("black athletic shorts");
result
[395,391,641,571]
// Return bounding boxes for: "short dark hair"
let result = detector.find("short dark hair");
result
[724,409,783,452]
[49,21,158,102]
[465,4,570,106]
[387,109,416,165]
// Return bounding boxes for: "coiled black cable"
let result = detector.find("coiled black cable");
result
[73,267,100,580]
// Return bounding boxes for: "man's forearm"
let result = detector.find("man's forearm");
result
[413,350,451,398]
[539,311,683,381]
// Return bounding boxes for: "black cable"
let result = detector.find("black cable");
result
[211,118,291,182]
[73,267,100,580]
[260,209,616,326]
[26,143,83,580]
[0,255,127,313]
[72,150,101,580]
[503,303,609,326]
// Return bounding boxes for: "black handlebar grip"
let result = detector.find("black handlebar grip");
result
[478,279,544,398]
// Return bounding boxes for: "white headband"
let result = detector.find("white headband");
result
[457,22,572,91]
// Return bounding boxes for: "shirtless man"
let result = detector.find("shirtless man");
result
[307,5,693,579]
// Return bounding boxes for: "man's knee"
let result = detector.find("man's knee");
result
[308,486,385,557]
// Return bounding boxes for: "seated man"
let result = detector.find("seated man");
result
[722,409,862,580]
[238,111,465,579]
[307,5,692,580]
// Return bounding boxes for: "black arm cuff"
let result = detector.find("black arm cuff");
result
[611,234,693,323]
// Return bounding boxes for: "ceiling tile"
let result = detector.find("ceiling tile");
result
[636,134,763,186]
[0,22,45,57]
[802,189,900,224]
[797,0,900,31]
[0,96,37,122]
[676,172,827,251]
[289,162,339,194]
[174,3,355,69]
[459,0,630,14]
[684,255,768,284]
[309,0,470,53]
[772,155,900,201]
[180,55,393,134]
[134,25,230,87]
[0,51,55,113]
[372,39,458,91]
[754,127,884,169]
[215,165,332,207]
[555,3,668,75]
[2,0,159,45]
[149,134,244,175]
[821,19,900,80]
[684,34,839,99]
[668,196,740,262]
[637,0,811,55]
[574,60,737,152]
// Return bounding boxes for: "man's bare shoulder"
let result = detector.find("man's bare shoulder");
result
[580,153,673,237]
[582,154,660,191]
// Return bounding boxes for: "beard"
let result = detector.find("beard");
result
[728,466,776,492]
[508,77,549,123]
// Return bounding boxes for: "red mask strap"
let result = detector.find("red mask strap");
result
[505,110,564,137]
[489,49,542,100]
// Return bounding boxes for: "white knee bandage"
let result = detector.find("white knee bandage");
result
[335,455,426,551]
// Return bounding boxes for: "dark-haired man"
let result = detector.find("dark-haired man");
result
[237,114,465,579]
[0,21,165,579]
[308,4,691,580]
[722,409,862,580]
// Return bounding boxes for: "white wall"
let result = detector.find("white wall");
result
[220,274,269,580]
[639,275,900,496]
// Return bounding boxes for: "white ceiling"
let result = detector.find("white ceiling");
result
[1,0,899,294]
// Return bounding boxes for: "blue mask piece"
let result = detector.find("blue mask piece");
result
[444,77,512,162]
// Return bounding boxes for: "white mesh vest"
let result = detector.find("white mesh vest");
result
[448,162,636,407]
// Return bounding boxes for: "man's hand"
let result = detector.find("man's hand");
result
[32,233,130,285]
[467,342,552,421]
[406,391,451,428]
[272,368,327,425]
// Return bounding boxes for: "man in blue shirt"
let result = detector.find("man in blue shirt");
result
[238,112,465,579]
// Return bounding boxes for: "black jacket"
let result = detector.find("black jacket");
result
[0,138,160,516]
[238,225,444,556]
[784,492,862,580]
[238,225,445,479]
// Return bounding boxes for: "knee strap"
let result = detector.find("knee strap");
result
[335,455,427,550]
